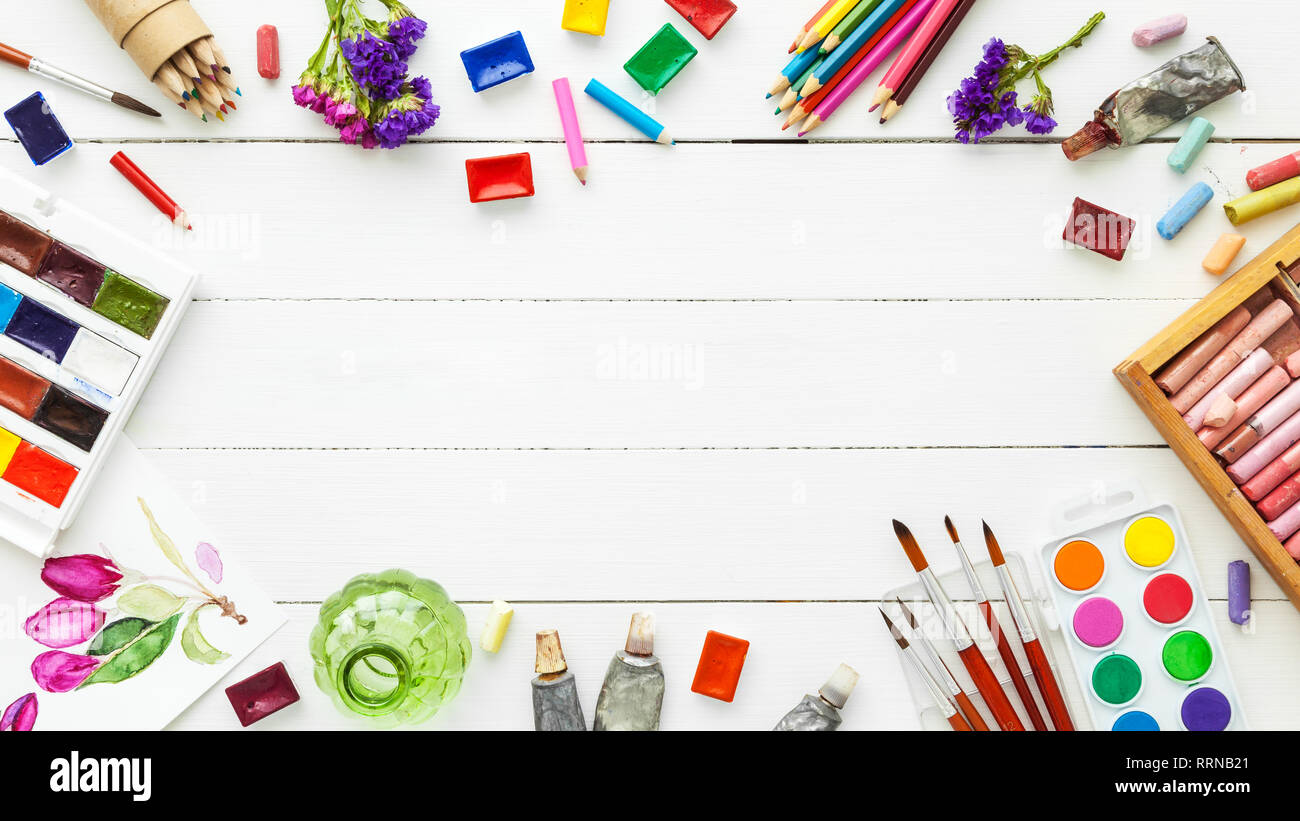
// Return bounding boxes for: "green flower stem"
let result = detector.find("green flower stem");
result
[1008,11,1105,86]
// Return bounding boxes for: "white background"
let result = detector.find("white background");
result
[2,0,1298,730]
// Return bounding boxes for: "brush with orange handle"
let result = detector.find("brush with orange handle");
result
[982,521,1075,731]
[893,597,989,731]
[881,609,972,731]
[892,519,1025,731]
[946,515,1047,731]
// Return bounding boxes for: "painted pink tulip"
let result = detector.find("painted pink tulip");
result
[40,554,123,602]
[24,597,106,648]
[1,693,37,731]
[31,651,100,693]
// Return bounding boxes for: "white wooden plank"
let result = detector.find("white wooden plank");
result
[3,0,1291,142]
[140,446,1284,603]
[5,141,1291,302]
[128,298,1180,449]
[166,600,1300,730]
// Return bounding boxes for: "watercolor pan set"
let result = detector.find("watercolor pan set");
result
[886,553,1074,730]
[0,168,197,556]
[1039,486,1243,731]
[1116,224,1300,613]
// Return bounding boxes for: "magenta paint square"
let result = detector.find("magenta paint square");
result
[225,661,300,727]
[1063,197,1135,261]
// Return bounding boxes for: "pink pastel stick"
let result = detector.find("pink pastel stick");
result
[1198,366,1289,448]
[875,0,959,100]
[1170,300,1294,414]
[552,78,589,185]
[1156,306,1251,395]
[1285,531,1300,560]
[1266,496,1300,541]
[1242,439,1300,501]
[1227,408,1300,483]
[1286,350,1300,378]
[1182,348,1272,429]
[1258,468,1300,520]
[804,0,937,128]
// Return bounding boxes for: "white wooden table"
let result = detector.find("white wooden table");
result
[2,0,1298,730]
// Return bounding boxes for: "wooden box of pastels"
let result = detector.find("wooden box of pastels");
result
[0,168,196,556]
[1115,223,1300,611]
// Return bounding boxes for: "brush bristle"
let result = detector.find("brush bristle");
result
[944,515,959,543]
[110,92,162,117]
[894,597,920,629]
[892,519,929,571]
[879,609,908,648]
[982,520,1007,566]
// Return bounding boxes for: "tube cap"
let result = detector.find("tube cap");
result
[818,663,860,708]
[1061,120,1114,161]
[535,630,568,674]
[625,611,655,656]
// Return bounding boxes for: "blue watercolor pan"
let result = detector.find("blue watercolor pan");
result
[0,284,22,332]
[4,93,74,166]
[460,31,535,92]
[5,297,78,362]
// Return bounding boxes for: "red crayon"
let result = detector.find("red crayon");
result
[109,151,191,230]
[1247,150,1300,192]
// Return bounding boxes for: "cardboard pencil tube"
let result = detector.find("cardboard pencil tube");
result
[82,0,211,80]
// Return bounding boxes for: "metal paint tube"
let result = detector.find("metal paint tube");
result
[532,630,586,731]
[772,663,859,731]
[1062,37,1245,161]
[593,613,665,731]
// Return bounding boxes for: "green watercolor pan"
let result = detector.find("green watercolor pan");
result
[0,169,198,556]
[1040,483,1244,731]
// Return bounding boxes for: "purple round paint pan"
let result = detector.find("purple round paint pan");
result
[1180,687,1232,731]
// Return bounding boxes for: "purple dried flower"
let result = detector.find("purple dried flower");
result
[387,16,428,61]
[373,78,440,149]
[341,31,408,101]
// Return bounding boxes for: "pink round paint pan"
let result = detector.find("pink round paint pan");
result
[1071,595,1125,651]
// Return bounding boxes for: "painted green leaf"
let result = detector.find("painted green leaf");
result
[117,584,184,621]
[138,498,191,578]
[79,613,180,688]
[87,617,153,657]
[181,605,230,665]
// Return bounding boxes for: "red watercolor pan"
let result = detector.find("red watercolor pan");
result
[2,441,77,507]
[1142,572,1195,627]
[465,152,535,203]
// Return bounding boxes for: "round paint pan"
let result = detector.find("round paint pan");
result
[1161,629,1214,684]
[1180,687,1232,731]
[1071,595,1125,651]
[1112,710,1160,731]
[1122,515,1177,571]
[1051,539,1106,594]
[1090,653,1143,707]
[1141,572,1196,627]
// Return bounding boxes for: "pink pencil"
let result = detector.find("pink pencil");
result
[799,0,936,136]
[552,77,589,185]
[871,0,960,109]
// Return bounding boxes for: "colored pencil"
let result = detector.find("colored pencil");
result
[821,0,884,53]
[783,0,920,129]
[552,78,589,185]
[0,42,160,117]
[946,516,1046,731]
[777,56,826,113]
[790,0,837,52]
[871,0,959,109]
[110,151,192,230]
[893,597,990,731]
[798,0,935,136]
[879,0,976,122]
[796,0,860,53]
[982,521,1075,731]
[881,609,973,731]
[892,519,1026,731]
[804,0,907,96]
[768,31,826,97]
[585,79,674,145]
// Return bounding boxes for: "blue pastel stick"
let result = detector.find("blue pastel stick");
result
[1158,181,1214,240]
[812,0,907,86]
[1168,117,1215,174]
[584,79,674,145]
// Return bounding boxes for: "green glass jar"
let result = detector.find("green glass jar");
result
[309,569,472,727]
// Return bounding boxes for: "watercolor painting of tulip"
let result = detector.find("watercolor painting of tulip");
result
[1,693,37,730]
[24,499,245,694]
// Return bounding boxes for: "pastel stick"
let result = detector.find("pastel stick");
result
[1198,366,1288,448]
[1155,306,1251,395]
[1170,299,1294,414]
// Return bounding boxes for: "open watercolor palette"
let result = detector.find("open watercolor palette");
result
[885,553,1078,731]
[0,168,197,556]
[1039,483,1245,731]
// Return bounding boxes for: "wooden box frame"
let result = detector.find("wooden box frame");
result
[1115,223,1300,611]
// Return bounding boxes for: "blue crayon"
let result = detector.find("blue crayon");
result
[584,79,674,145]
[811,0,907,88]
[1158,181,1214,240]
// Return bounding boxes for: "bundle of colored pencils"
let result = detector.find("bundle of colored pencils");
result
[151,35,241,123]
[769,0,975,135]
